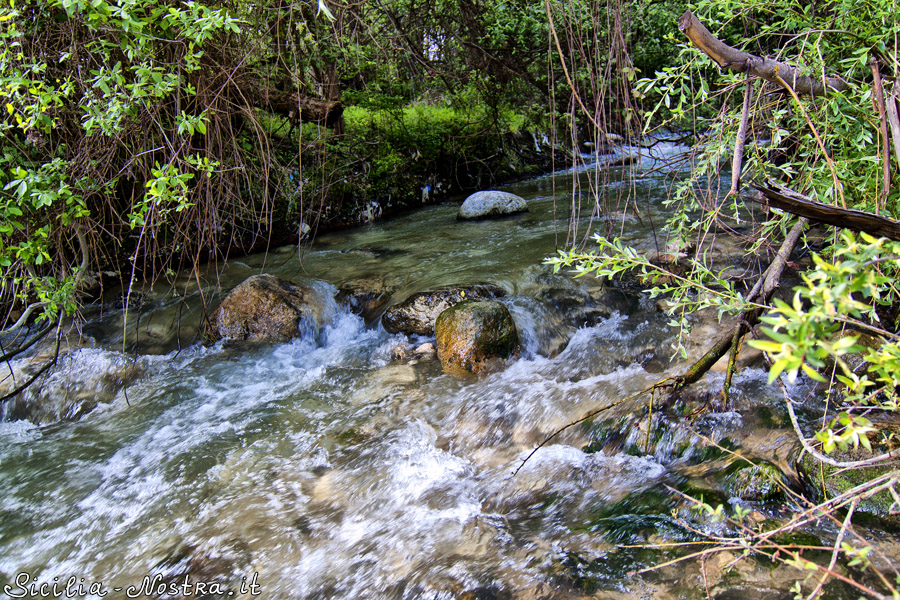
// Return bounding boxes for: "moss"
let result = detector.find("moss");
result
[754,405,788,428]
[724,462,788,503]
[581,416,634,454]
[677,479,729,511]
[798,450,899,519]
[583,486,688,543]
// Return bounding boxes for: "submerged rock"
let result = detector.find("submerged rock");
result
[381,284,506,336]
[457,191,527,220]
[725,462,787,502]
[148,538,252,598]
[1,348,146,424]
[207,274,331,343]
[434,300,518,375]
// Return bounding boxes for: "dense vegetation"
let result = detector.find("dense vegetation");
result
[0,0,650,330]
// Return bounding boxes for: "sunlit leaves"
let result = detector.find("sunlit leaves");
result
[815,412,876,453]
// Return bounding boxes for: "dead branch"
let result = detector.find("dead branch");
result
[886,81,900,171]
[0,303,48,337]
[750,180,900,241]
[870,58,891,207]
[677,11,848,97]
[730,76,754,196]
[0,321,54,364]
[673,217,808,389]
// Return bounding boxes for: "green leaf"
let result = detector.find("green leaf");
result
[316,0,336,21]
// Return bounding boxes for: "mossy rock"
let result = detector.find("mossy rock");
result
[798,449,899,520]
[725,462,788,503]
[434,300,518,376]
[381,284,506,336]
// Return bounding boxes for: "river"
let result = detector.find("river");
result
[0,145,869,599]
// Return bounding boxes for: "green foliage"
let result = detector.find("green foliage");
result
[552,0,900,591]
[749,233,900,389]
[0,0,241,324]
[291,100,545,226]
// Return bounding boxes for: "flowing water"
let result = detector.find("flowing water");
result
[0,146,850,599]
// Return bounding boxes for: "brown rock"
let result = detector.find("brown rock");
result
[207,274,330,342]
[435,300,518,376]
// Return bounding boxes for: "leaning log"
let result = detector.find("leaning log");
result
[262,92,343,128]
[750,180,900,241]
[677,11,848,97]
[239,83,344,127]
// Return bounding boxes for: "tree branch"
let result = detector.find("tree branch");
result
[0,315,63,405]
[676,218,808,389]
[729,76,754,195]
[749,180,900,241]
[885,81,900,172]
[678,11,848,97]
[870,58,891,208]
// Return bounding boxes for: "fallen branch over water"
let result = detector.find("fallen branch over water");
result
[749,180,900,241]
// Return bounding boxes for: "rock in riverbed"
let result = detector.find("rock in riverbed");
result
[435,300,518,376]
[457,191,528,220]
[336,276,398,324]
[207,274,332,343]
[381,284,506,336]
[1,347,146,424]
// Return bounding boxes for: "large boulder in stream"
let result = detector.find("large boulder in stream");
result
[457,191,527,220]
[208,274,331,343]
[381,284,506,336]
[435,300,518,376]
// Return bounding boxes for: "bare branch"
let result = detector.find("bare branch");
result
[750,180,900,241]
[0,302,48,337]
[885,82,900,173]
[729,76,754,196]
[870,58,891,208]
[678,11,848,97]
[0,315,63,405]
